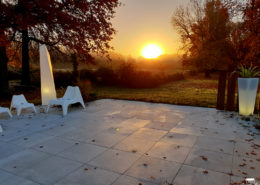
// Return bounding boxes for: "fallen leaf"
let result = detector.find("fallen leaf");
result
[75,142,79,145]
[150,176,155,179]
[163,157,167,159]
[131,150,137,153]
[250,167,255,170]
[239,163,246,167]
[242,172,248,175]
[13,166,16,168]
[200,155,208,161]
[84,168,88,171]
[39,146,44,148]
[92,139,95,142]
[143,163,148,167]
[228,172,234,176]
[24,138,28,140]
[203,170,208,174]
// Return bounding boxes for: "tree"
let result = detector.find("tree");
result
[1,0,120,85]
[241,0,260,65]
[172,0,233,77]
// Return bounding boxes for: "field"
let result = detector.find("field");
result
[93,77,218,108]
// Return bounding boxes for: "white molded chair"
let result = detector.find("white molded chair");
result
[0,107,12,118]
[10,95,37,116]
[46,86,85,116]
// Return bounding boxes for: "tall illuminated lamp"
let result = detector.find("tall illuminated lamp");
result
[40,45,56,105]
[238,78,259,116]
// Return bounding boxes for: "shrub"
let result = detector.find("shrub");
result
[54,71,77,88]
[77,80,92,101]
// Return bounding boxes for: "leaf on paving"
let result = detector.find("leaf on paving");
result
[245,152,249,155]
[84,168,88,171]
[243,159,246,162]
[91,139,95,142]
[256,158,260,161]
[39,146,44,148]
[219,148,224,152]
[250,167,255,170]
[138,183,143,185]
[131,150,137,153]
[163,156,167,159]
[13,166,16,168]
[203,170,208,174]
[228,172,234,176]
[75,142,79,145]
[229,140,236,143]
[150,176,155,179]
[239,163,246,167]
[245,139,253,142]
[115,153,119,156]
[24,138,28,140]
[168,135,174,138]
[200,155,208,161]
[242,172,248,175]
[143,163,148,167]
[145,153,149,156]
[250,151,257,155]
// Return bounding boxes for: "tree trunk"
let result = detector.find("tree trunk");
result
[21,29,30,85]
[72,53,78,80]
[226,73,238,111]
[205,70,211,78]
[216,71,227,110]
[0,46,10,97]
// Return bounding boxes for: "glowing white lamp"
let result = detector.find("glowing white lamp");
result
[238,78,259,116]
[40,45,56,105]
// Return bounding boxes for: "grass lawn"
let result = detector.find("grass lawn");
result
[93,78,218,108]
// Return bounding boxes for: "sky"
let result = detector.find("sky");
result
[110,0,189,58]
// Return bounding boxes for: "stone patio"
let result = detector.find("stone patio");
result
[0,99,259,185]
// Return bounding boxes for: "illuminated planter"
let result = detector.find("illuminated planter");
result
[238,78,259,116]
[40,45,56,105]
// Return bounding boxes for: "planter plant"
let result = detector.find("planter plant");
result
[237,64,260,116]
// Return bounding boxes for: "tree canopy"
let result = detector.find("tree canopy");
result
[172,0,233,76]
[0,0,120,84]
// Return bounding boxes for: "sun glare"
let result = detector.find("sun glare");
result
[141,44,163,59]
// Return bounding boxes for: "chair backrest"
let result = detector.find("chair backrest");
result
[63,86,75,100]
[62,86,84,103]
[73,86,84,103]
[11,94,28,108]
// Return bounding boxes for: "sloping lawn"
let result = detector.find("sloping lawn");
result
[93,79,218,108]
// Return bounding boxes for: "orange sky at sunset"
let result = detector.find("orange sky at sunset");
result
[110,0,189,58]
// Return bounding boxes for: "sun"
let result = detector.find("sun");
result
[141,44,163,59]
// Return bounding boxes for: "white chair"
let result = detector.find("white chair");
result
[46,86,85,116]
[0,107,12,118]
[10,94,37,116]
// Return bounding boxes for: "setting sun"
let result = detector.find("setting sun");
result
[141,44,163,59]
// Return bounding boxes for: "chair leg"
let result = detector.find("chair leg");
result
[7,110,12,118]
[46,104,51,113]
[80,101,86,109]
[62,104,69,116]
[17,108,22,116]
[32,106,37,114]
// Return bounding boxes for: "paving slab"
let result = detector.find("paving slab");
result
[19,155,83,185]
[55,165,120,185]
[125,155,181,184]
[173,165,230,185]
[57,142,107,163]
[88,149,141,174]
[147,141,192,163]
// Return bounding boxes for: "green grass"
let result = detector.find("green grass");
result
[93,78,218,108]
